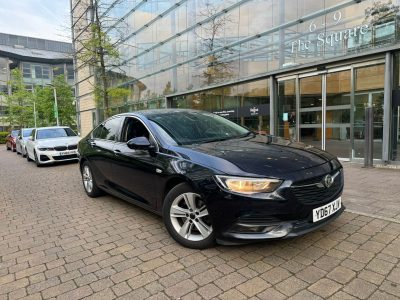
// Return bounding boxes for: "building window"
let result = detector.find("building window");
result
[66,64,74,80]
[52,64,65,77]
[22,63,31,78]
[22,63,50,79]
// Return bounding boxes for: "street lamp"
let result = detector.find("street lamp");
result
[46,84,59,126]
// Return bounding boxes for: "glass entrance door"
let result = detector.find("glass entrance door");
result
[299,75,323,149]
[325,70,351,159]
[353,64,385,159]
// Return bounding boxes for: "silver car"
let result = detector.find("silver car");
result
[26,126,80,167]
[16,128,34,157]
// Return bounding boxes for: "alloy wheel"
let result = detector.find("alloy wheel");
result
[82,165,93,193]
[169,192,212,241]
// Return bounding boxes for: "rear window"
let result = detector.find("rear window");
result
[37,128,77,139]
[11,130,19,137]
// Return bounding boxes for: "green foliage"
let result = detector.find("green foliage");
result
[0,131,8,144]
[5,69,34,128]
[34,75,76,129]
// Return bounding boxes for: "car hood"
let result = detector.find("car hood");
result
[169,135,336,177]
[36,136,81,147]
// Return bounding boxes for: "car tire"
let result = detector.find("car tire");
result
[81,162,103,197]
[162,183,215,249]
[26,151,32,161]
[34,151,41,167]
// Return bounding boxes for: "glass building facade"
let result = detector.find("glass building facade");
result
[72,0,400,163]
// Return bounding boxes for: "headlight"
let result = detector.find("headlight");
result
[215,175,282,195]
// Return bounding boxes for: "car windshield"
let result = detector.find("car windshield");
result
[37,128,77,140]
[22,129,33,137]
[148,111,249,145]
[11,130,19,137]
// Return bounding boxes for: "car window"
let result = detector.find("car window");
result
[22,129,33,137]
[148,111,249,145]
[92,124,106,139]
[37,128,77,139]
[120,117,150,143]
[92,117,122,141]
[104,117,122,141]
[11,130,19,137]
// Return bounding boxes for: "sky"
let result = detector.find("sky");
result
[0,0,71,42]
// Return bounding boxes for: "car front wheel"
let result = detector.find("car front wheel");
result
[163,183,215,249]
[34,151,41,167]
[81,162,103,197]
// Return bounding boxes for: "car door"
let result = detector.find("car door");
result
[85,117,122,188]
[110,116,161,209]
[26,129,36,159]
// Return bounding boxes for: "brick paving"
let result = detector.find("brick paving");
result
[1,148,400,299]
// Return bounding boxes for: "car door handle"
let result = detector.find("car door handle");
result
[113,149,121,154]
[89,141,96,147]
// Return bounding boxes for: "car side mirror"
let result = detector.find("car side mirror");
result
[28,136,33,141]
[127,137,152,150]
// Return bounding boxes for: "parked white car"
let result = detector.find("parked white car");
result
[16,128,34,157]
[26,126,80,167]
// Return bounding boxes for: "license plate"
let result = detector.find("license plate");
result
[313,197,342,222]
[59,151,75,156]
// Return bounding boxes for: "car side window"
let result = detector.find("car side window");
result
[121,117,150,143]
[92,124,105,139]
[103,117,122,141]
[92,117,122,141]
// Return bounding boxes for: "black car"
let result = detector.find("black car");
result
[78,109,344,249]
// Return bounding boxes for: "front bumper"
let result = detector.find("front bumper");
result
[217,206,344,245]
[37,149,79,164]
[203,167,344,245]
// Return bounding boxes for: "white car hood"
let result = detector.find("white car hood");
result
[36,136,81,147]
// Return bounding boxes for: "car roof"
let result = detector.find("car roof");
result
[116,109,207,118]
[35,126,71,131]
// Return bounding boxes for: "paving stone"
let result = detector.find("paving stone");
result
[289,290,323,300]
[308,278,342,298]
[327,266,356,284]
[236,277,269,297]
[343,278,377,299]
[261,267,291,285]
[214,272,247,291]
[197,283,223,299]
[275,276,308,297]
[296,266,327,283]
[218,289,247,300]
[257,288,286,300]
[358,270,385,285]
[165,279,197,298]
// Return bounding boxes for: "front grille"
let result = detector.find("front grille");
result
[291,170,343,205]
[68,144,77,150]
[53,154,78,161]
[54,146,67,151]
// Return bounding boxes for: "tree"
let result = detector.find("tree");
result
[195,2,235,86]
[75,0,130,121]
[5,69,34,128]
[34,75,76,129]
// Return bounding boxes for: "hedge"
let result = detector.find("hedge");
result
[0,131,8,144]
